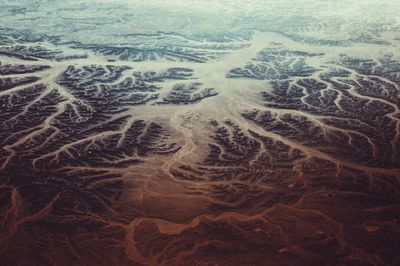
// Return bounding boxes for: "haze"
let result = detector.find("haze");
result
[0,1,400,265]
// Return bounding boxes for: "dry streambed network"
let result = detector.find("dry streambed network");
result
[1,1,400,265]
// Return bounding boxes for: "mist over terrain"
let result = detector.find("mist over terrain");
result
[1,1,400,265]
